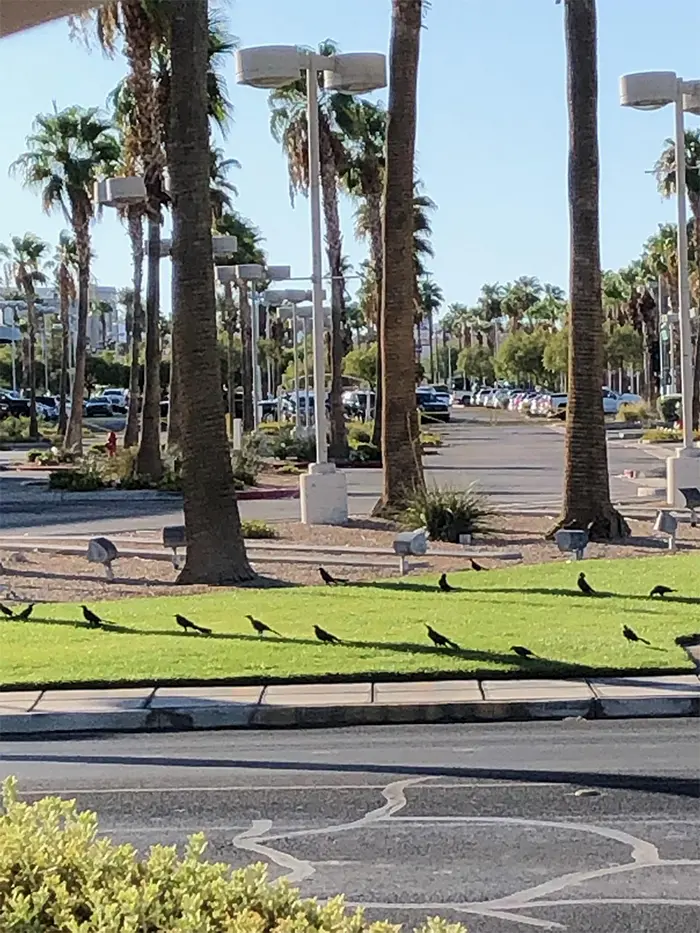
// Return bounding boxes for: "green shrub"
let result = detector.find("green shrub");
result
[27,446,77,466]
[241,519,279,539]
[0,778,469,933]
[48,468,105,491]
[641,427,700,443]
[401,483,493,543]
[232,432,264,486]
[347,423,372,445]
[420,431,442,448]
[275,462,303,475]
[0,416,31,443]
[658,394,681,423]
[615,401,652,423]
[26,448,44,462]
[348,441,381,462]
[270,426,317,462]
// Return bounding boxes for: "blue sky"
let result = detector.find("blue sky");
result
[1,0,699,316]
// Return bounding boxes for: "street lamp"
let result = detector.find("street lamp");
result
[236,44,386,524]
[267,289,313,432]
[620,71,700,507]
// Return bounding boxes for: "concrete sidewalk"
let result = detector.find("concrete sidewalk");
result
[1,674,698,736]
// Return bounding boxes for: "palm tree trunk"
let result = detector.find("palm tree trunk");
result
[64,222,90,453]
[135,217,163,479]
[239,281,254,431]
[376,0,425,513]
[25,293,38,439]
[124,208,144,448]
[58,276,70,436]
[691,208,700,428]
[319,131,348,461]
[167,341,182,447]
[551,0,628,540]
[367,190,384,448]
[167,0,253,584]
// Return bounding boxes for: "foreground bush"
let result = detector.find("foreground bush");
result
[615,400,652,424]
[241,519,279,539]
[0,778,468,933]
[401,484,493,543]
[0,416,33,443]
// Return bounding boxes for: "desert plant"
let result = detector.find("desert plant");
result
[48,467,104,491]
[640,427,700,443]
[420,431,442,447]
[0,416,32,443]
[348,441,381,462]
[232,431,264,486]
[241,519,279,539]
[269,426,317,462]
[401,483,493,543]
[0,778,469,933]
[347,422,372,445]
[615,401,652,424]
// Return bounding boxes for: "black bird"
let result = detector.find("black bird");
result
[14,603,34,621]
[675,633,700,647]
[622,624,650,646]
[81,605,108,628]
[0,603,14,618]
[649,584,674,598]
[246,614,280,637]
[470,558,486,572]
[511,645,536,659]
[425,624,460,650]
[438,573,454,593]
[577,572,595,596]
[175,613,211,635]
[314,624,341,644]
[319,566,347,586]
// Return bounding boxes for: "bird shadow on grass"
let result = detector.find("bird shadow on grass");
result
[8,617,605,675]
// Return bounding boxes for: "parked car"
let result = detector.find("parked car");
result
[602,388,642,414]
[428,384,453,408]
[416,386,450,422]
[102,388,129,408]
[0,392,30,418]
[84,396,115,418]
[343,390,376,421]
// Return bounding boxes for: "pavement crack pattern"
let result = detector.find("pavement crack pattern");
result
[231,779,700,930]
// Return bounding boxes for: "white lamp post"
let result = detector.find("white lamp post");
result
[236,44,386,524]
[273,290,314,432]
[621,71,700,506]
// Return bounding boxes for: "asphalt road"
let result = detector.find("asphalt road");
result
[0,410,659,536]
[1,719,698,932]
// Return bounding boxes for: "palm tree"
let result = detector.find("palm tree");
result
[12,105,120,452]
[376,0,425,513]
[0,234,49,439]
[209,146,239,222]
[501,276,543,332]
[269,39,349,460]
[554,0,628,539]
[655,128,700,425]
[418,276,443,382]
[167,0,252,583]
[52,231,78,435]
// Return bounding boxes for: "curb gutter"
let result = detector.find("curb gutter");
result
[1,676,698,736]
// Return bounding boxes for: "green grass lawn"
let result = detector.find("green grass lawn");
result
[1,553,698,688]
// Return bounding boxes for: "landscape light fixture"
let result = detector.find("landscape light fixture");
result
[236,43,386,524]
[621,71,700,506]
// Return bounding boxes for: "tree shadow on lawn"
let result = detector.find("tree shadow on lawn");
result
[358,581,700,606]
[0,567,298,590]
[6,616,603,674]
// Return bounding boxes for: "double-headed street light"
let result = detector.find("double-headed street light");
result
[620,72,700,506]
[235,44,386,524]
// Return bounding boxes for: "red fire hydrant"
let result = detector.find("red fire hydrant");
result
[106,431,118,458]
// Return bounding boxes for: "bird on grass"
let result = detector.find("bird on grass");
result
[470,558,486,572]
[675,633,700,647]
[319,566,347,586]
[81,605,109,629]
[425,624,460,650]
[314,624,341,645]
[438,573,454,593]
[577,572,595,596]
[246,614,280,637]
[622,624,650,646]
[0,603,14,618]
[14,604,34,621]
[649,584,675,598]
[175,614,211,635]
[511,645,536,659]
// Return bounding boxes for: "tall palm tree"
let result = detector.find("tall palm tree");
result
[377,0,425,513]
[501,276,543,332]
[418,276,443,382]
[555,0,628,539]
[0,234,49,439]
[167,0,252,583]
[655,128,700,425]
[213,210,265,433]
[12,105,119,452]
[52,231,78,435]
[209,146,239,223]
[269,39,349,459]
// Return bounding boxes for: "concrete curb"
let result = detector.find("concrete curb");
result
[1,685,697,736]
